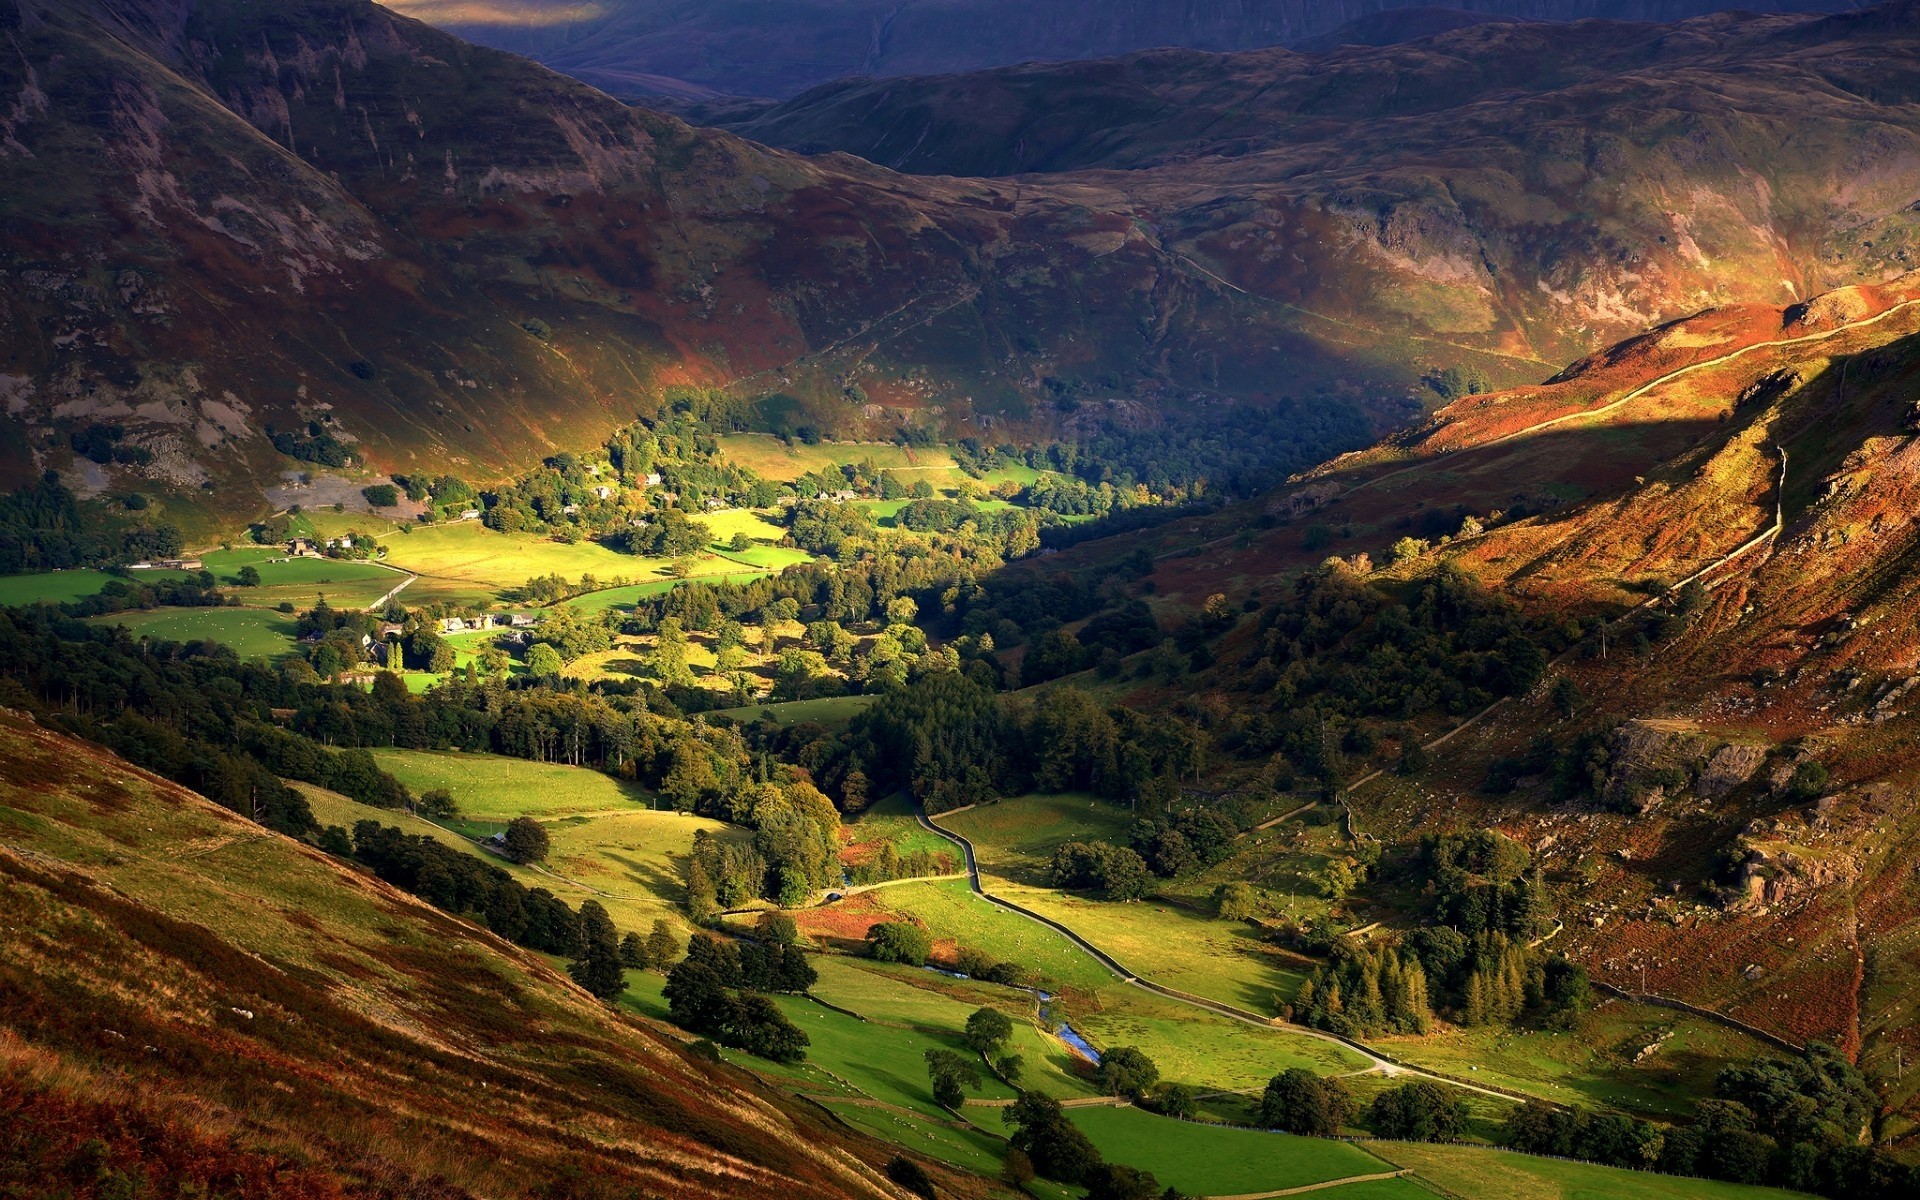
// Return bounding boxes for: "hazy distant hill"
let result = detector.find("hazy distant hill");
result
[385,0,1863,100]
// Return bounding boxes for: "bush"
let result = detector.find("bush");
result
[865,921,931,965]
[1092,1046,1158,1101]
[361,483,400,508]
[1366,1081,1466,1142]
[502,816,550,864]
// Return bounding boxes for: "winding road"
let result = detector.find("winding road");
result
[913,808,1531,1104]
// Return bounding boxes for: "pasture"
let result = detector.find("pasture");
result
[375,521,735,606]
[843,792,959,863]
[1069,1106,1396,1196]
[1374,1141,1814,1200]
[709,694,878,727]
[86,605,298,659]
[0,569,140,606]
[365,748,656,819]
[716,434,958,482]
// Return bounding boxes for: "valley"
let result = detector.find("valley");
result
[7,0,1920,1198]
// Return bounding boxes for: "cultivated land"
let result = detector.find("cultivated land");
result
[374,521,745,607]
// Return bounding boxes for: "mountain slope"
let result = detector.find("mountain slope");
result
[1052,270,1920,1131]
[385,0,1862,100]
[0,0,1421,527]
[0,706,929,1198]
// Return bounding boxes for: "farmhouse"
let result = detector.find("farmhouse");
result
[129,558,203,570]
[288,538,318,557]
[592,485,614,500]
[644,472,663,487]
[459,508,481,521]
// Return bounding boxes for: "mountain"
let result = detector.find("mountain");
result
[1041,268,1920,1070]
[0,0,1411,531]
[384,0,1864,101]
[0,707,933,1198]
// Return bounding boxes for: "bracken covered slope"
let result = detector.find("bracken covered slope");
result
[384,0,1861,101]
[1080,271,1920,1140]
[0,0,1431,525]
[0,707,941,1198]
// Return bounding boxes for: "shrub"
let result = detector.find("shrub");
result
[865,921,931,965]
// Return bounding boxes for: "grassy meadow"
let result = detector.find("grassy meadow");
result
[1374,1141,1814,1200]
[86,605,300,659]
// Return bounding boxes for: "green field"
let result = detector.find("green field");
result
[196,547,400,611]
[561,571,775,614]
[943,795,1311,1012]
[691,507,788,544]
[0,569,142,605]
[716,435,959,482]
[1375,1141,1814,1200]
[844,793,960,863]
[86,605,299,659]
[365,748,655,820]
[375,521,745,606]
[876,878,1117,992]
[708,695,878,727]
[1070,1106,1397,1196]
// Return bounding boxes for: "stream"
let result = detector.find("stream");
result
[923,968,1101,1065]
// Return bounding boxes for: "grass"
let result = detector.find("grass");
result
[1375,1141,1815,1200]
[375,521,744,606]
[716,435,958,482]
[86,605,299,659]
[0,568,143,605]
[691,507,787,544]
[1068,1106,1395,1195]
[876,878,1117,993]
[561,571,775,614]
[708,695,878,727]
[844,793,960,863]
[943,795,1313,1012]
[196,547,399,611]
[1071,988,1366,1090]
[364,748,655,820]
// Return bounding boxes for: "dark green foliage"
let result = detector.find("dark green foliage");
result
[501,816,550,864]
[1050,841,1151,900]
[885,1156,937,1199]
[662,955,810,1063]
[1259,1068,1355,1135]
[964,1007,1014,1056]
[350,822,581,955]
[1419,830,1548,940]
[925,1048,982,1109]
[646,919,682,967]
[317,825,354,856]
[619,931,650,969]
[1293,941,1432,1037]
[1083,1162,1177,1200]
[360,484,400,508]
[568,900,628,1000]
[1129,809,1236,878]
[1091,1046,1158,1100]
[865,921,932,966]
[1004,1091,1101,1184]
[1365,1081,1466,1142]
[852,672,1008,811]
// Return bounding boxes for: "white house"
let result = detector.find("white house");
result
[592,485,613,500]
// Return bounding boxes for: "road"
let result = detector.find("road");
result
[366,568,416,613]
[914,809,1531,1104]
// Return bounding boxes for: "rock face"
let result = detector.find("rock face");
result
[1601,721,1773,812]
[388,0,1860,99]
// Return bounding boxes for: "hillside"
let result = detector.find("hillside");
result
[1031,269,1920,1138]
[385,0,1860,100]
[0,707,943,1199]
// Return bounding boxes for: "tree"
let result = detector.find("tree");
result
[317,825,353,856]
[526,641,564,678]
[415,788,458,818]
[1004,1091,1101,1184]
[235,565,261,587]
[501,816,550,864]
[965,1007,1015,1056]
[1083,1163,1172,1200]
[569,900,628,1000]
[646,919,683,968]
[885,1156,937,1200]
[925,1048,982,1110]
[1092,1046,1159,1101]
[1260,1068,1355,1136]
[620,931,650,969]
[865,921,932,965]
[361,483,400,507]
[651,617,693,686]
[1366,1081,1466,1142]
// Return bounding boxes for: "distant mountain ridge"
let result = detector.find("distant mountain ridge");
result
[384,0,1866,100]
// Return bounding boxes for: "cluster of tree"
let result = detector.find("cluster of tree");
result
[1418,830,1551,941]
[268,421,353,468]
[845,841,956,887]
[1050,841,1153,901]
[1292,939,1433,1037]
[60,573,226,619]
[1001,1091,1188,1200]
[1505,1044,1911,1197]
[681,779,841,913]
[865,921,933,966]
[1260,1068,1356,1135]
[618,919,683,972]
[345,820,586,956]
[661,934,811,1063]
[0,473,182,572]
[1366,1081,1468,1142]
[69,423,154,467]
[1128,809,1237,878]
[1225,566,1552,789]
